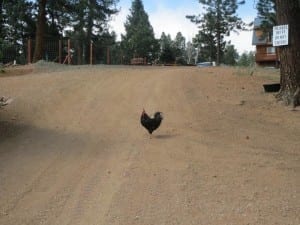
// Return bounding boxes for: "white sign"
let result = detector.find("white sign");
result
[273,24,289,46]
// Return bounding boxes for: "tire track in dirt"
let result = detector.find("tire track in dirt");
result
[0,133,96,225]
[101,68,207,225]
[35,68,153,225]
[1,66,299,225]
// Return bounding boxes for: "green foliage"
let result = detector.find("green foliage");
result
[237,51,255,67]
[256,0,276,29]
[173,32,186,64]
[0,38,3,62]
[187,0,246,65]
[68,0,119,63]
[121,0,158,63]
[256,0,276,40]
[158,32,187,65]
[159,32,186,65]
[1,0,119,62]
[192,29,217,63]
[72,0,118,38]
[44,0,75,39]
[159,33,175,64]
[0,0,35,43]
[223,45,239,65]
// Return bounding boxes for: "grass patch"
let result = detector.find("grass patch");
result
[234,66,255,77]
[234,66,280,82]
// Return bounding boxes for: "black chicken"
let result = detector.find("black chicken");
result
[140,109,163,136]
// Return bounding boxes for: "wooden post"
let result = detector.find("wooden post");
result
[89,41,92,65]
[27,39,32,64]
[67,39,71,65]
[121,51,123,65]
[59,39,62,64]
[77,45,82,65]
[107,46,110,65]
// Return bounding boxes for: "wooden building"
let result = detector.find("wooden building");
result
[252,18,279,67]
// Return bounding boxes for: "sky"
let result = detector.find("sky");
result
[109,0,258,54]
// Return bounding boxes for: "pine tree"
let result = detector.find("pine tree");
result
[45,0,75,38]
[237,51,254,67]
[173,32,186,64]
[0,1,3,39]
[0,0,35,64]
[121,0,158,63]
[71,0,118,41]
[33,0,47,62]
[191,12,218,63]
[223,45,238,65]
[32,0,118,63]
[187,0,246,65]
[159,32,175,64]
[0,0,35,43]
[257,0,276,24]
[275,0,300,107]
[69,0,118,63]
[237,52,248,67]
[256,0,276,35]
[255,0,300,107]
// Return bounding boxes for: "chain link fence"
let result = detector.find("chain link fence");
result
[0,42,27,65]
[0,38,123,66]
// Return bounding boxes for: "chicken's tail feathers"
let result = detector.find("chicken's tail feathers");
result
[141,108,149,118]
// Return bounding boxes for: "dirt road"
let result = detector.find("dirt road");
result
[0,65,299,225]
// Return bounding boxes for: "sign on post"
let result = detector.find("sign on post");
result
[273,24,289,46]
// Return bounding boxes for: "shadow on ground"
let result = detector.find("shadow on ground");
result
[154,133,178,139]
[0,119,90,157]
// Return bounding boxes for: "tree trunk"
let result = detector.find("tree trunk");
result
[275,1,300,107]
[85,0,94,64]
[0,1,3,38]
[77,44,82,65]
[215,1,221,66]
[33,0,47,63]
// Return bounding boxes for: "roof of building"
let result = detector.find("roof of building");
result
[252,17,271,46]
